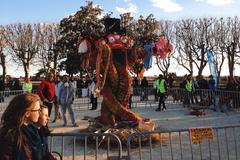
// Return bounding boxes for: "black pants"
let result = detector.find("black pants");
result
[154,89,158,101]
[183,91,191,107]
[53,99,61,120]
[158,93,166,110]
[128,94,132,109]
[43,101,53,117]
[0,92,4,103]
[90,94,97,110]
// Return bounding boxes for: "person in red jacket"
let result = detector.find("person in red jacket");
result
[37,72,56,117]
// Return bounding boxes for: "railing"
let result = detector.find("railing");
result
[126,124,240,160]
[47,124,240,160]
[49,132,123,160]
[0,88,239,112]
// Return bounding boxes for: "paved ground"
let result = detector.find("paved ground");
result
[49,101,240,133]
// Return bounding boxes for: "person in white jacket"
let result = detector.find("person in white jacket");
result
[88,78,98,110]
[59,75,78,127]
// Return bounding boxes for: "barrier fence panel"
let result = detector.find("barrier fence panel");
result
[49,132,123,160]
[126,124,240,160]
[0,90,29,115]
[130,88,240,111]
[0,89,239,119]
[0,89,239,113]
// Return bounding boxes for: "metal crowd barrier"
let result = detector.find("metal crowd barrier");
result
[0,90,29,114]
[0,88,239,113]
[49,132,123,160]
[126,124,240,160]
[131,88,240,111]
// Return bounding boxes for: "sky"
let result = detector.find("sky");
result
[1,0,240,77]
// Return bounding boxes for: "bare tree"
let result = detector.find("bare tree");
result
[190,18,216,76]
[0,26,6,80]
[38,23,60,74]
[210,18,227,85]
[174,19,195,75]
[156,55,171,77]
[173,18,217,76]
[3,23,41,79]
[224,17,240,79]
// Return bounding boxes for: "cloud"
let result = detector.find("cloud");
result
[195,0,235,6]
[152,0,183,13]
[116,2,137,14]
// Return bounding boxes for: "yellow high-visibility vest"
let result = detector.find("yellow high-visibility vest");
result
[23,82,32,92]
[185,80,192,92]
[157,79,166,93]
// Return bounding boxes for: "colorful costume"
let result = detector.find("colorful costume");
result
[78,34,146,126]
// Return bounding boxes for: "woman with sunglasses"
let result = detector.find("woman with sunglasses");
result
[0,93,44,160]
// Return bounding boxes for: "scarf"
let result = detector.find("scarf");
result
[18,124,43,160]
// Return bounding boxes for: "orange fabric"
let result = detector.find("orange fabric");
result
[138,68,145,81]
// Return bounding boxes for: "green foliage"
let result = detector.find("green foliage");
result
[133,14,160,46]
[56,1,104,74]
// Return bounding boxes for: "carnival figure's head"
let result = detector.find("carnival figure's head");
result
[104,18,133,50]
[106,33,133,49]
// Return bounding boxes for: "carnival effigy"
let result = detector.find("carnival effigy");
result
[78,18,173,130]
[78,36,144,127]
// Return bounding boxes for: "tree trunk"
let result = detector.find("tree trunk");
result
[227,46,235,80]
[217,71,221,88]
[197,48,206,76]
[53,52,58,71]
[189,50,193,75]
[23,63,30,80]
[0,54,6,80]
[229,52,235,80]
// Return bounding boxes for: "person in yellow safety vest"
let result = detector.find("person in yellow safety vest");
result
[22,77,32,93]
[183,75,192,108]
[155,74,168,111]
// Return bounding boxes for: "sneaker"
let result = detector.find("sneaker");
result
[73,123,79,127]
[62,124,67,127]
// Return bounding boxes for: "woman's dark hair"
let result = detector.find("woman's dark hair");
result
[0,93,40,149]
